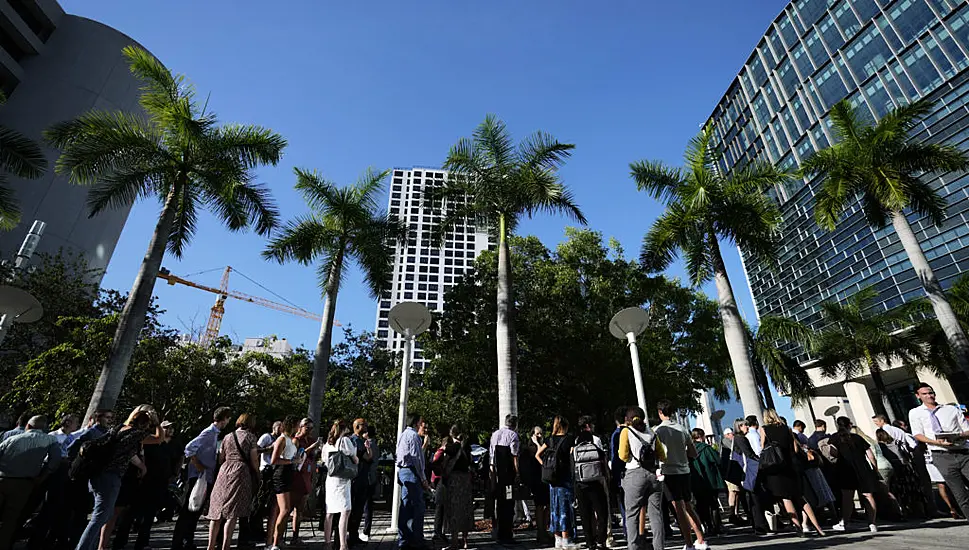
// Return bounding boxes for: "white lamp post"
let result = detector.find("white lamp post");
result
[609,306,651,409]
[0,220,46,346]
[387,301,431,535]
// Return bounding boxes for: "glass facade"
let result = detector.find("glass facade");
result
[708,0,969,338]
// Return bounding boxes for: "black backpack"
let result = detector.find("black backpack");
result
[69,427,119,482]
[625,426,657,470]
[541,436,570,485]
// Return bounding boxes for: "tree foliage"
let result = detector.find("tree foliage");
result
[419,228,732,437]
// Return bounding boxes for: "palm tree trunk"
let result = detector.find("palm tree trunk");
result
[84,186,179,422]
[496,214,518,426]
[756,365,776,410]
[892,211,969,378]
[711,239,764,419]
[307,252,343,435]
[867,354,894,421]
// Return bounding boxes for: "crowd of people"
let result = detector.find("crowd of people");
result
[0,406,381,550]
[397,382,969,550]
[0,380,966,550]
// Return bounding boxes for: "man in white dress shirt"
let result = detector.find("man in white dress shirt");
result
[873,414,917,450]
[908,382,969,521]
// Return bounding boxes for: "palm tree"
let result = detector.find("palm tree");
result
[429,115,586,424]
[804,99,969,379]
[750,316,817,409]
[812,286,939,421]
[634,124,791,418]
[263,168,407,429]
[0,91,47,230]
[46,47,284,420]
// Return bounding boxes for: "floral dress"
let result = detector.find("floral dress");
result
[208,428,257,519]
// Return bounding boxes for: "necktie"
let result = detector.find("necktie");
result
[928,406,944,433]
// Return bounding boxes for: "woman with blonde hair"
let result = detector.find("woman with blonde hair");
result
[323,418,358,550]
[758,409,824,536]
[207,413,261,550]
[267,416,299,550]
[76,405,164,550]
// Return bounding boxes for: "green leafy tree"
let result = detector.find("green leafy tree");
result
[813,286,941,420]
[429,115,586,425]
[263,168,407,431]
[420,229,731,436]
[749,316,817,409]
[0,90,47,230]
[633,125,791,418]
[803,99,969,379]
[45,46,285,420]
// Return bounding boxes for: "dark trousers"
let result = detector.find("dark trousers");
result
[348,476,370,542]
[54,478,93,549]
[172,476,210,549]
[433,481,449,537]
[694,489,721,534]
[575,481,608,549]
[743,488,769,532]
[363,483,376,536]
[112,479,166,549]
[27,463,69,549]
[494,492,515,542]
[933,451,969,520]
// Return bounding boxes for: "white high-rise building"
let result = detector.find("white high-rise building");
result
[374,167,494,371]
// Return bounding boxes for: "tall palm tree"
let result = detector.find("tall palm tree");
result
[750,316,817,409]
[813,286,939,420]
[634,124,791,418]
[0,91,47,230]
[429,115,586,424]
[46,47,284,420]
[804,99,969,379]
[263,168,407,430]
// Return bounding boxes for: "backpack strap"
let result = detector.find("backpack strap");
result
[623,426,651,465]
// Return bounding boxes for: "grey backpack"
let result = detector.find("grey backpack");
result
[573,441,606,483]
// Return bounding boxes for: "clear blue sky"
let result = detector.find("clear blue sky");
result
[64,0,792,416]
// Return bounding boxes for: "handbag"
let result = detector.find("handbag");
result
[759,442,785,474]
[188,475,208,512]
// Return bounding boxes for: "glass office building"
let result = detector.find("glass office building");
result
[706,0,969,420]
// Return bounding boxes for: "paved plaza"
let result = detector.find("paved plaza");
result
[98,511,969,550]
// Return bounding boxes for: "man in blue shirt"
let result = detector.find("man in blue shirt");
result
[396,412,430,550]
[56,409,114,549]
[172,407,231,550]
[0,411,31,442]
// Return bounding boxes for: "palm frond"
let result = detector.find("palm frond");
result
[212,124,287,168]
[474,114,515,169]
[630,160,684,205]
[352,167,389,214]
[829,100,864,144]
[0,176,21,230]
[262,216,341,265]
[350,216,408,299]
[518,131,574,171]
[294,168,340,213]
[167,185,199,258]
[0,126,47,179]
[86,166,166,217]
[519,169,587,225]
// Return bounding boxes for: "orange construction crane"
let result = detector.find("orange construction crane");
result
[157,266,339,345]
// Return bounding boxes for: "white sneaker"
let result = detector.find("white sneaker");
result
[606,535,616,548]
[869,524,878,533]
[359,533,370,542]
[832,521,846,532]
[555,537,563,548]
[802,523,811,533]
[695,542,710,550]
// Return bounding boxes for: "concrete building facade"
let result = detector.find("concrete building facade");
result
[1,0,150,278]
[704,0,969,436]
[374,167,494,372]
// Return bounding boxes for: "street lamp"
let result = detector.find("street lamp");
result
[609,306,650,409]
[387,301,431,534]
[0,220,46,345]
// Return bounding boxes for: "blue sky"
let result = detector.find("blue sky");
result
[65,0,792,416]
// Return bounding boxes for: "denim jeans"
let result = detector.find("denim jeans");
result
[75,471,122,550]
[397,468,425,548]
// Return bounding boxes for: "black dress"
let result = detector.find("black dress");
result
[761,424,801,500]
[827,432,880,494]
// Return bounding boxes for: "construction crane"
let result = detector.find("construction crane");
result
[157,266,339,345]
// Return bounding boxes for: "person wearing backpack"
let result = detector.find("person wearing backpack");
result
[323,419,359,550]
[617,406,662,550]
[75,405,164,550]
[536,415,576,549]
[573,416,609,550]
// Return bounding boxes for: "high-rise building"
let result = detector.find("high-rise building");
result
[1,0,150,279]
[706,0,969,434]
[374,167,495,371]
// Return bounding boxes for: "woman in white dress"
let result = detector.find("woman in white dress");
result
[323,418,359,550]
